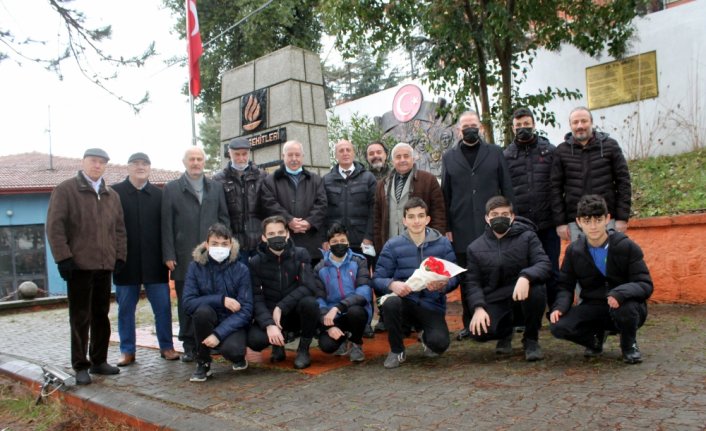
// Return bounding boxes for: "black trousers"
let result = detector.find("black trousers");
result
[550,300,647,349]
[174,280,196,353]
[67,270,112,371]
[456,252,472,329]
[192,305,247,363]
[247,296,320,351]
[381,296,450,355]
[470,284,546,343]
[536,227,561,309]
[318,305,367,353]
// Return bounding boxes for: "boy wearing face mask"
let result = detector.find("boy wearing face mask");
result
[247,216,321,369]
[466,196,551,361]
[182,223,253,382]
[313,224,372,362]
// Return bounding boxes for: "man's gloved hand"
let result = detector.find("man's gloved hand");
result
[114,259,126,275]
[57,258,76,281]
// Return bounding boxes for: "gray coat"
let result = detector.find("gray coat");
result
[161,173,229,281]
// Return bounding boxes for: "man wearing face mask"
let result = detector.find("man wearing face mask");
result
[503,108,560,309]
[466,196,551,361]
[182,223,253,382]
[247,216,321,369]
[441,111,514,340]
[213,137,267,265]
[261,140,328,265]
[313,223,372,362]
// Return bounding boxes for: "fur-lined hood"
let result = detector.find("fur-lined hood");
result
[191,240,240,265]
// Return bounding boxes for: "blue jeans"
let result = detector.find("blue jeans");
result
[116,283,174,354]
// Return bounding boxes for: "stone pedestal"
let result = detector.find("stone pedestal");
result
[220,46,329,174]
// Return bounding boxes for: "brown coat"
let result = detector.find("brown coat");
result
[46,172,127,270]
[373,167,446,251]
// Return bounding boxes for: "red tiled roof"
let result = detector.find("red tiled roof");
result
[0,152,183,194]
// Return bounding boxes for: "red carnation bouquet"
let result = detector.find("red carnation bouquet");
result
[379,256,466,305]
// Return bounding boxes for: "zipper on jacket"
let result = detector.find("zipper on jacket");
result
[336,267,345,300]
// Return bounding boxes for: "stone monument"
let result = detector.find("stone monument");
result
[220,46,329,173]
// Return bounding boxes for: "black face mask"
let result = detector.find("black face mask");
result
[329,243,349,258]
[489,217,512,234]
[462,127,480,145]
[267,236,287,251]
[515,127,534,142]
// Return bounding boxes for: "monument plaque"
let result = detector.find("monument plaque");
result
[586,51,658,110]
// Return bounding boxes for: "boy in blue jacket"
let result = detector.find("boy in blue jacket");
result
[314,223,372,363]
[373,197,458,369]
[183,223,253,382]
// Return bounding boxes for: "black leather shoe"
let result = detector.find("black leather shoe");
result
[270,345,286,362]
[89,362,120,375]
[622,344,643,364]
[584,331,607,358]
[180,350,196,363]
[75,369,92,385]
[456,328,471,341]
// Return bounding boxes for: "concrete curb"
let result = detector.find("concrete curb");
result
[0,353,254,431]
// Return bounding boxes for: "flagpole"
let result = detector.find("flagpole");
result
[186,0,198,146]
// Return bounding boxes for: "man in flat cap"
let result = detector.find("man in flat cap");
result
[213,137,267,265]
[47,148,127,385]
[112,153,180,367]
[162,146,229,362]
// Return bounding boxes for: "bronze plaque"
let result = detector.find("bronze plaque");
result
[241,89,268,133]
[586,51,658,110]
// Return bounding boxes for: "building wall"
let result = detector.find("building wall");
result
[0,193,65,296]
[519,1,706,159]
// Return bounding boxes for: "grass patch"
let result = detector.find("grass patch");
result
[630,148,706,217]
[0,376,135,430]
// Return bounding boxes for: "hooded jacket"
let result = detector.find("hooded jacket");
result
[314,249,372,320]
[261,164,327,259]
[182,241,253,341]
[550,131,631,225]
[552,230,653,313]
[323,161,377,247]
[249,238,320,329]
[503,135,556,231]
[212,161,267,252]
[372,227,457,313]
[465,216,552,311]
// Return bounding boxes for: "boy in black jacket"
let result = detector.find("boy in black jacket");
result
[466,196,551,361]
[550,195,653,364]
[247,215,321,369]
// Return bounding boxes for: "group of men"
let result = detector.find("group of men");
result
[45,105,652,385]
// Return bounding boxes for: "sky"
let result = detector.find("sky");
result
[0,0,195,171]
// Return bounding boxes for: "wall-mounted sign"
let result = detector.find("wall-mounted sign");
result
[586,51,658,110]
[241,88,268,133]
[392,84,423,123]
[223,127,287,158]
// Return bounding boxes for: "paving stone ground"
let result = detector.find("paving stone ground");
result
[0,302,705,430]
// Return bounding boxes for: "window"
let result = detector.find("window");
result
[0,225,47,300]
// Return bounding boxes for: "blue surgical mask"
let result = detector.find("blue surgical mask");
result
[285,166,303,175]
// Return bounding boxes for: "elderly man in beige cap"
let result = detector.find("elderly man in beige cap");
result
[46,148,127,385]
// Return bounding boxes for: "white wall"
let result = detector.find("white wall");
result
[520,1,706,159]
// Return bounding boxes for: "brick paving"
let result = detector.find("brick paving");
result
[1,302,705,430]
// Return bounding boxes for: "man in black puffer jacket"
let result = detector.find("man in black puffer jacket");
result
[550,195,653,364]
[504,108,560,308]
[551,107,631,242]
[212,137,267,264]
[247,215,321,370]
[466,196,551,361]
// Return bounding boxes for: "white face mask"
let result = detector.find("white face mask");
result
[208,246,230,263]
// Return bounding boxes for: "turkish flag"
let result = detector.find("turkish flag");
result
[187,0,203,96]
